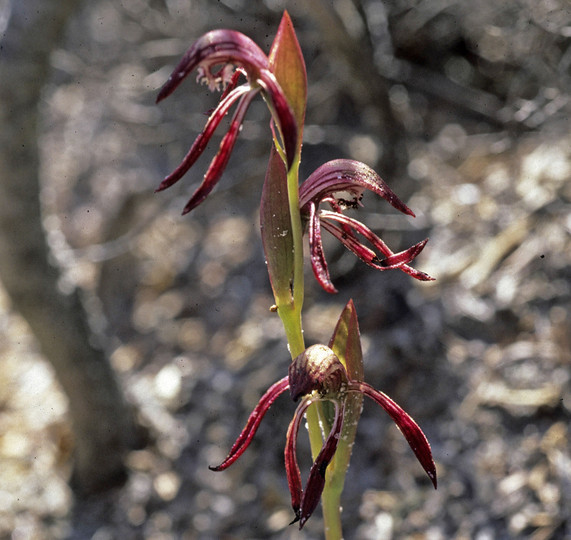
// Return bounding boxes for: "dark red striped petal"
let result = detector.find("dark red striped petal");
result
[381,239,429,267]
[258,70,298,169]
[182,90,257,214]
[320,211,434,281]
[307,202,337,294]
[156,29,269,103]
[350,381,437,489]
[209,376,289,471]
[299,400,344,529]
[155,85,252,193]
[299,159,415,216]
[285,397,315,522]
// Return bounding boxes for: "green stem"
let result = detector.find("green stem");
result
[321,442,352,540]
[275,159,305,357]
[322,482,343,540]
[277,156,343,540]
[287,162,305,336]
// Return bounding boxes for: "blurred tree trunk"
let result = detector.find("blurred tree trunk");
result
[0,0,136,494]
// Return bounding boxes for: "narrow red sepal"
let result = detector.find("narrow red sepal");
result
[181,90,257,214]
[285,398,314,521]
[307,202,338,294]
[209,377,289,471]
[298,400,344,529]
[156,29,269,103]
[352,381,437,489]
[299,159,415,217]
[155,86,251,193]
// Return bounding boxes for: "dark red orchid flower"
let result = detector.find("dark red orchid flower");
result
[156,29,297,214]
[299,159,434,293]
[210,344,437,529]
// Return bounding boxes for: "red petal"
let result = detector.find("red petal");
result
[218,68,245,102]
[258,71,298,169]
[155,85,251,193]
[285,398,315,521]
[182,90,257,214]
[156,29,269,103]
[321,218,379,264]
[299,400,344,529]
[209,377,289,471]
[307,202,337,294]
[378,239,429,268]
[393,261,435,282]
[320,211,392,258]
[299,159,415,217]
[351,381,437,488]
[320,212,434,281]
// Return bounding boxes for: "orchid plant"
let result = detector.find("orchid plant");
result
[155,12,436,538]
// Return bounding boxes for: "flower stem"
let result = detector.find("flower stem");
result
[288,160,305,348]
[274,160,305,357]
[279,157,343,540]
[322,483,343,540]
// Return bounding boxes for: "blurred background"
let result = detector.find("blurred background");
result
[0,0,570,538]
